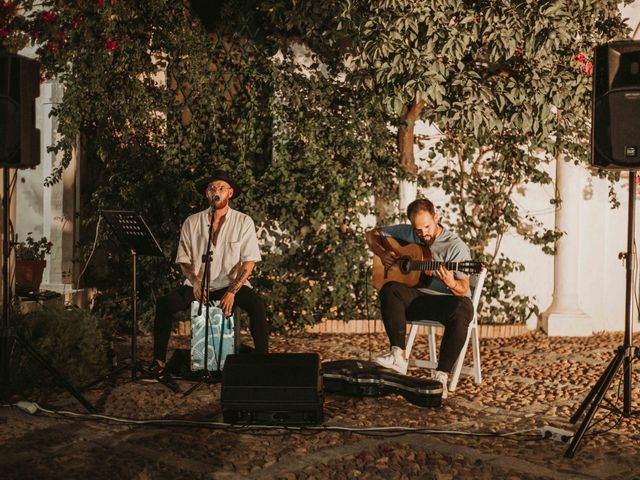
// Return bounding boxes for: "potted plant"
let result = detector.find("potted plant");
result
[14,233,53,291]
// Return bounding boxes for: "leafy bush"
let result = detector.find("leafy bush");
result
[3,0,629,327]
[14,233,53,261]
[10,305,112,392]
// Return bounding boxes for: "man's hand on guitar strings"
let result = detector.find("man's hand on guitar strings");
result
[436,265,456,290]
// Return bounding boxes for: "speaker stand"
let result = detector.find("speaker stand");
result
[565,170,638,457]
[0,168,95,412]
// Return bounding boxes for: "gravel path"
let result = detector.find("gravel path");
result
[1,330,640,479]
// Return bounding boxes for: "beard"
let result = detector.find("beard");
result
[420,235,436,247]
[211,196,230,210]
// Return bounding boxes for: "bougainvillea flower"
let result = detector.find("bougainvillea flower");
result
[103,38,117,50]
[41,11,56,23]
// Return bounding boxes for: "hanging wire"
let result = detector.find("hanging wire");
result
[75,213,103,290]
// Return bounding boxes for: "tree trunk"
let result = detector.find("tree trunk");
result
[398,100,426,175]
[375,100,426,221]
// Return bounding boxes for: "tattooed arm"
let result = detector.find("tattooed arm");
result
[219,261,255,316]
[228,261,255,294]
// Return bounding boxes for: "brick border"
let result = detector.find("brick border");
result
[304,320,529,339]
[175,320,529,339]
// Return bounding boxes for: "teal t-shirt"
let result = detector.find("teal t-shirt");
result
[380,224,471,297]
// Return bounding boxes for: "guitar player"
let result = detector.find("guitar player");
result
[365,198,474,398]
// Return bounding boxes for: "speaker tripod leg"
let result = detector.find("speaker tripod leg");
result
[14,334,96,413]
[623,348,634,416]
[564,348,625,458]
[570,347,623,424]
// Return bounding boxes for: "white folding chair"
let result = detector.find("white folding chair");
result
[404,268,487,391]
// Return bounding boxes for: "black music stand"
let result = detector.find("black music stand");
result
[102,210,163,381]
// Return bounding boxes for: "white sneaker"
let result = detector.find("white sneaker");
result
[373,346,408,374]
[434,370,449,399]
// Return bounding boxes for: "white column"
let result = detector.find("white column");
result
[541,155,592,336]
[39,81,76,292]
[399,180,417,214]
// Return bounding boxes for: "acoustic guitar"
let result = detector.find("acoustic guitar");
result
[372,237,483,291]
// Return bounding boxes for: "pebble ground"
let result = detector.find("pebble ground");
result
[2,330,640,479]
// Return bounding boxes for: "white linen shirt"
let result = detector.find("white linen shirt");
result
[175,207,262,291]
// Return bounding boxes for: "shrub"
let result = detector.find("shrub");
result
[10,305,112,393]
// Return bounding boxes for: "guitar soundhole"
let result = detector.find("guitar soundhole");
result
[398,257,411,274]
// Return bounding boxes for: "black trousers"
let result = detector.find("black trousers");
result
[153,284,269,362]
[379,281,474,373]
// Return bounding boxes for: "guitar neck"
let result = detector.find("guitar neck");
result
[407,260,461,272]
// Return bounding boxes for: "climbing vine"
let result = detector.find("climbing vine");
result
[1,0,631,327]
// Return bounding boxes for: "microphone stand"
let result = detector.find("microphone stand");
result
[184,201,221,396]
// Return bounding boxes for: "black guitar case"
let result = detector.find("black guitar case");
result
[322,359,443,407]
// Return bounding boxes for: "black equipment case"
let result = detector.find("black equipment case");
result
[221,353,324,425]
[322,359,443,407]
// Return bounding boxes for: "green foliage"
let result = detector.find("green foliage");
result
[6,1,631,326]
[267,0,630,324]
[11,305,112,392]
[14,233,53,261]
[255,56,397,327]
[6,0,395,331]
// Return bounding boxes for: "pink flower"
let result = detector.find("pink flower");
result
[96,0,105,7]
[575,53,586,63]
[46,41,56,52]
[41,11,56,23]
[514,47,524,56]
[103,38,117,50]
[584,62,593,75]
[0,28,8,39]
[191,21,199,27]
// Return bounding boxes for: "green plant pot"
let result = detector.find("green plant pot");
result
[15,260,46,291]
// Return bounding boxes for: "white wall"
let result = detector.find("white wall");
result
[14,41,76,292]
[411,133,639,333]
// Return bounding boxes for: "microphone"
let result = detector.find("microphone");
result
[210,196,220,218]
